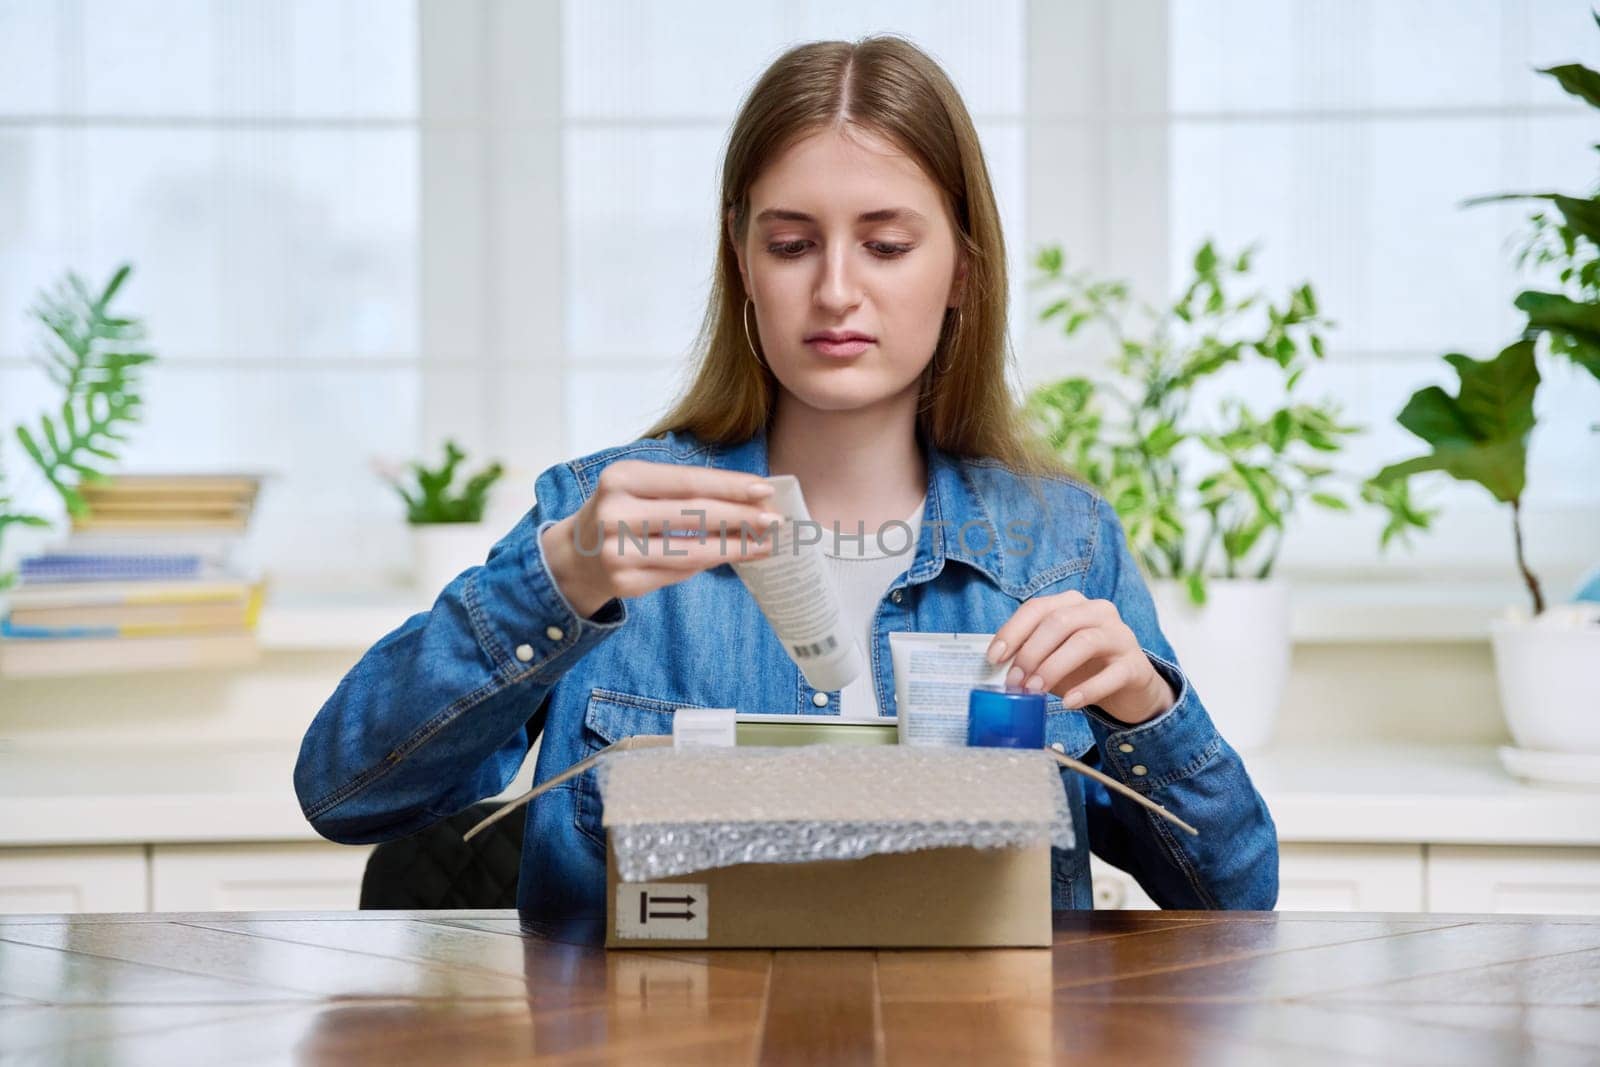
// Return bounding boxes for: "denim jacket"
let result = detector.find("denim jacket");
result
[294,425,1280,914]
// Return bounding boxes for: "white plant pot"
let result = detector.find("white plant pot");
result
[1148,578,1292,753]
[1490,606,1600,754]
[412,521,494,598]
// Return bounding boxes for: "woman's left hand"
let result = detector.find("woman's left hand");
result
[985,590,1176,726]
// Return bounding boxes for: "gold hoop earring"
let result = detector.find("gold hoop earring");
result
[743,296,767,370]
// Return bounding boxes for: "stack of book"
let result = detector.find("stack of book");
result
[0,474,269,678]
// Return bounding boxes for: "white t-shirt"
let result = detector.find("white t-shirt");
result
[821,494,926,718]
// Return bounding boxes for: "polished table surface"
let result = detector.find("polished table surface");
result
[2,909,1597,1064]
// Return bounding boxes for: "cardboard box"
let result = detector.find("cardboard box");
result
[605,838,1051,948]
[593,741,1065,950]
[464,718,1194,951]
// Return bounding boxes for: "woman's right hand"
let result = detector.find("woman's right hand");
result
[540,459,782,618]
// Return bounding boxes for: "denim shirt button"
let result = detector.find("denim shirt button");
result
[1118,742,1134,753]
[1050,742,1065,753]
[545,625,565,641]
[515,644,534,662]
[1131,764,1148,776]
[890,589,903,603]
[811,691,830,707]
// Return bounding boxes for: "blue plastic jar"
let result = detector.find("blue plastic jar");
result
[966,685,1046,749]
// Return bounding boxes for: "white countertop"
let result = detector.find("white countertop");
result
[0,740,1594,850]
[0,738,537,848]
[1246,743,1600,847]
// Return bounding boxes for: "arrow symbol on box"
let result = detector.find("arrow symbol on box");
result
[638,891,698,924]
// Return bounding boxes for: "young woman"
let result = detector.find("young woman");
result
[295,36,1279,915]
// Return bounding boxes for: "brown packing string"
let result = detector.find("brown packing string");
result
[462,734,672,843]
[463,735,1198,844]
[1047,747,1199,837]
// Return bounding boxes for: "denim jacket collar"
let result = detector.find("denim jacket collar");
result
[703,422,1012,594]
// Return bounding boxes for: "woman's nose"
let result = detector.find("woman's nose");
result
[814,245,863,313]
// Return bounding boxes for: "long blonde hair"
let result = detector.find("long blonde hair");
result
[641,34,1070,482]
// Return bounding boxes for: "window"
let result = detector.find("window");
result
[1162,0,1600,584]
[2,2,1026,587]
[6,1,1590,592]
[0,0,421,583]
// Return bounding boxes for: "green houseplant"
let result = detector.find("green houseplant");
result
[382,439,504,525]
[0,264,154,591]
[1024,241,1382,603]
[1366,35,1600,758]
[380,439,506,594]
[1023,240,1386,749]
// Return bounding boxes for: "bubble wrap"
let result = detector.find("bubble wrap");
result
[595,745,1074,881]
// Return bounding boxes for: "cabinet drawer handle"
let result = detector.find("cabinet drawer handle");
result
[1094,879,1127,909]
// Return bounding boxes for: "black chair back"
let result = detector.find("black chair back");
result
[359,802,525,909]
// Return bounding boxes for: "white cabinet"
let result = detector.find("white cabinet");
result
[1092,844,1427,911]
[0,846,149,913]
[9,841,1600,916]
[0,842,379,915]
[1278,843,1425,911]
[1094,844,1600,914]
[1427,846,1600,915]
[149,842,376,912]
[1089,855,1158,909]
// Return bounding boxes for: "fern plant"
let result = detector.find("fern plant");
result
[0,263,153,590]
[16,264,153,517]
[383,439,504,524]
[0,455,51,592]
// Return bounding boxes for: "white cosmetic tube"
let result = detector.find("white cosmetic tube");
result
[729,474,864,692]
[888,632,1013,746]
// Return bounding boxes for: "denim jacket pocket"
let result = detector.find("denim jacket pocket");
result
[1044,696,1095,759]
[572,687,718,851]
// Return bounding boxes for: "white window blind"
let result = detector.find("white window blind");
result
[0,0,422,583]
[1164,0,1600,584]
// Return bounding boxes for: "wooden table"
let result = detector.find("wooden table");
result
[2,910,1597,1064]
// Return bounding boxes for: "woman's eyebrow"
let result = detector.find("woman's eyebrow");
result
[755,207,928,225]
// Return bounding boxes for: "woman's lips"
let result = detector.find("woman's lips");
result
[806,338,873,358]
